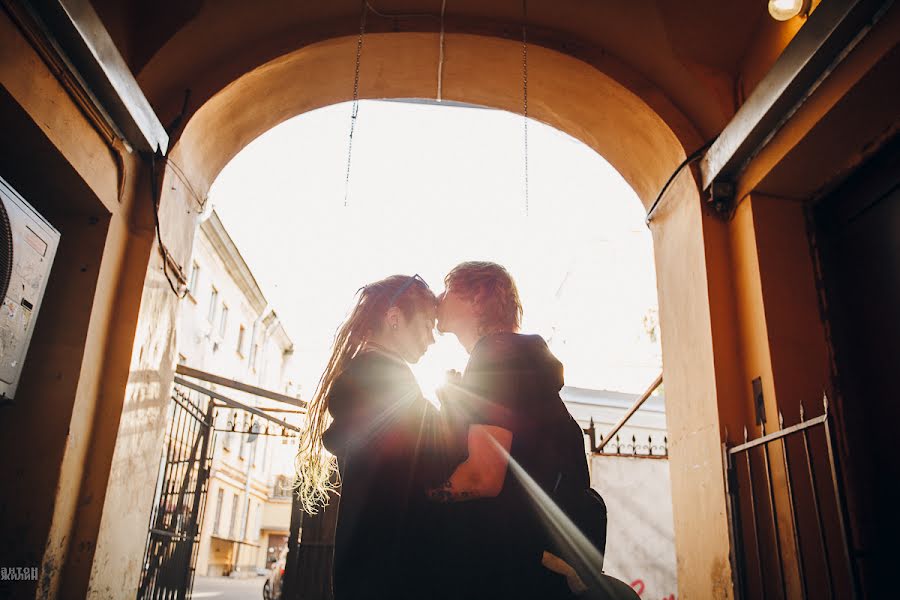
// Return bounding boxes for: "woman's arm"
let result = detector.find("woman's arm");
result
[427,424,513,502]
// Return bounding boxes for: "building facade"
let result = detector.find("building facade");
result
[177,210,300,577]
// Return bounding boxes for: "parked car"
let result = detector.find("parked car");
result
[263,548,287,600]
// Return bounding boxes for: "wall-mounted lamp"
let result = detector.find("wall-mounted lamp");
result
[768,0,810,21]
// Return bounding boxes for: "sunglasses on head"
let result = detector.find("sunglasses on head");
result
[387,274,430,308]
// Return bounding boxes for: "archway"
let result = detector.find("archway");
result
[91,30,742,600]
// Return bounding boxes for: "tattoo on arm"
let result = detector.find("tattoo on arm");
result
[427,479,476,503]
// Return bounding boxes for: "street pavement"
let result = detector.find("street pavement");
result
[190,575,268,600]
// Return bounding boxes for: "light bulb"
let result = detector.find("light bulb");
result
[768,0,807,21]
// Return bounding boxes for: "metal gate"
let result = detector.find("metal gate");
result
[723,395,859,599]
[137,385,215,599]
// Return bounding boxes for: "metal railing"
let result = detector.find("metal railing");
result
[138,387,215,600]
[723,395,859,600]
[138,366,306,599]
[581,372,666,457]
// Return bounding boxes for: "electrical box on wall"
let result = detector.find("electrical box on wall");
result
[0,176,60,400]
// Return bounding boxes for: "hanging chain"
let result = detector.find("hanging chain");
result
[344,1,368,207]
[522,0,529,216]
[437,0,447,101]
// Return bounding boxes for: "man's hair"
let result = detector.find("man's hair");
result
[445,261,522,334]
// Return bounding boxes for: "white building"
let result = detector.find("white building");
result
[178,211,300,577]
[561,385,667,455]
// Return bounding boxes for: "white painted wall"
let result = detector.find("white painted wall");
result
[591,455,678,600]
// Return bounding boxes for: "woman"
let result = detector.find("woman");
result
[431,261,589,599]
[295,274,449,600]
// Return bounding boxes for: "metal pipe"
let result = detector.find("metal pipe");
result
[23,0,169,153]
[597,372,662,451]
[700,0,894,199]
[173,377,302,433]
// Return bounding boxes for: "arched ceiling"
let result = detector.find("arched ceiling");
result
[91,0,774,142]
[171,32,687,212]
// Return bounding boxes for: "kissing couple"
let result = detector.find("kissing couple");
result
[296,261,627,600]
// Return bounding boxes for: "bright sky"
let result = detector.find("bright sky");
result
[209,100,661,400]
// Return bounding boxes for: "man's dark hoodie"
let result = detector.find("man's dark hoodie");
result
[440,332,588,599]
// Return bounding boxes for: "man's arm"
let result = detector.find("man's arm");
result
[427,425,513,502]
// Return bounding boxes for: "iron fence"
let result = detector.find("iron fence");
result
[137,366,306,598]
[724,395,859,600]
[137,387,215,600]
[583,419,669,458]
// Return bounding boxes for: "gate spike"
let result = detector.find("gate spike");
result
[778,411,784,428]
[822,392,829,415]
[799,402,805,422]
[743,426,749,442]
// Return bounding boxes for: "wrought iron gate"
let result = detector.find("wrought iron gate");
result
[137,385,215,599]
[723,396,859,600]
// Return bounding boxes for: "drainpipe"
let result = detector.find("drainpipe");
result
[237,307,279,573]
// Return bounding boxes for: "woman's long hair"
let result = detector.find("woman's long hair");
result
[294,275,436,513]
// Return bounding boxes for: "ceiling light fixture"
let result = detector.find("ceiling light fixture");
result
[768,0,810,21]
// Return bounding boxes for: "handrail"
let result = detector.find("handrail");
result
[175,364,307,408]
[597,372,663,451]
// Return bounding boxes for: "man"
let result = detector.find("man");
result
[429,261,590,599]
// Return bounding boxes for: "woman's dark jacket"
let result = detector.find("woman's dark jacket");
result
[322,350,450,600]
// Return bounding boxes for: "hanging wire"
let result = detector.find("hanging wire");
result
[344,0,368,207]
[364,0,440,20]
[149,152,188,298]
[437,0,448,101]
[644,136,718,225]
[522,0,529,216]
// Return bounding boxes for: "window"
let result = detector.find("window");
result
[228,493,240,539]
[188,262,200,295]
[207,287,219,322]
[219,304,229,337]
[213,489,224,535]
[237,325,246,355]
[223,409,236,451]
[254,504,263,540]
[249,344,259,371]
[239,422,248,461]
[273,475,293,498]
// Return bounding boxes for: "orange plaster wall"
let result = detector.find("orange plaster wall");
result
[650,175,736,599]
[178,33,689,210]
[750,196,830,420]
[0,11,138,599]
[0,11,175,599]
[726,197,808,598]
[81,153,203,599]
